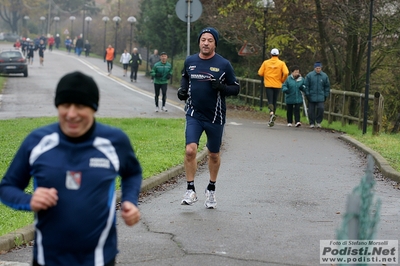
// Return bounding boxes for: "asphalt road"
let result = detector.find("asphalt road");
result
[0,44,399,265]
[0,43,184,120]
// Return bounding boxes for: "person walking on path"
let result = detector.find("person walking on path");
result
[151,51,172,112]
[148,49,160,82]
[177,27,240,209]
[129,48,142,82]
[304,62,331,128]
[84,40,91,57]
[37,39,46,66]
[65,36,72,54]
[55,34,61,49]
[282,65,306,127]
[75,36,84,56]
[47,35,54,51]
[104,44,116,75]
[119,49,131,77]
[27,39,36,65]
[0,71,143,266]
[257,48,289,127]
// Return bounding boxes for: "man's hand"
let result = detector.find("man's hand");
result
[166,74,171,80]
[155,73,162,78]
[211,79,226,92]
[121,201,140,226]
[177,87,189,101]
[30,187,58,212]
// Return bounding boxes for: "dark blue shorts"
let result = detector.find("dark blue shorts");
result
[185,115,224,153]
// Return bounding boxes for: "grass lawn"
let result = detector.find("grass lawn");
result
[0,117,206,236]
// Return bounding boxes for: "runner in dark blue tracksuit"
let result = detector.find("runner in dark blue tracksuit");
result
[177,27,240,209]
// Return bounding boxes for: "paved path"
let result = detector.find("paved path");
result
[0,50,399,265]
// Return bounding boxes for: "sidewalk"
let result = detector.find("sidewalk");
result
[1,55,399,265]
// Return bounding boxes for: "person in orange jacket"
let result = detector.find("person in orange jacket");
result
[257,48,289,127]
[104,44,115,75]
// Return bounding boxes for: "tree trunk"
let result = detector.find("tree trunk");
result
[391,113,400,134]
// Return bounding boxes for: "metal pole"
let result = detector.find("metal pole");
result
[130,23,133,53]
[115,22,118,54]
[186,0,191,57]
[82,2,86,41]
[260,8,267,111]
[47,0,51,35]
[363,0,374,134]
[104,22,107,52]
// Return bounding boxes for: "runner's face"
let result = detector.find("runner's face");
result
[58,103,95,137]
[199,33,216,56]
[160,54,167,63]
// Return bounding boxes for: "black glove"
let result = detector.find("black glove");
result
[325,96,328,102]
[166,74,171,80]
[301,85,306,90]
[177,87,189,101]
[155,73,162,78]
[211,79,226,92]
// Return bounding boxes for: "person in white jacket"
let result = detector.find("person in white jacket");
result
[120,49,131,77]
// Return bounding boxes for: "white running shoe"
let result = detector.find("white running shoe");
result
[268,114,276,127]
[204,190,217,209]
[317,123,322,128]
[310,124,315,128]
[161,106,168,112]
[155,107,159,112]
[295,122,301,127]
[287,123,292,127]
[181,190,198,205]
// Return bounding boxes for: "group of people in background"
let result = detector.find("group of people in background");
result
[64,35,91,57]
[258,49,330,128]
[13,33,93,67]
[14,35,50,66]
[113,47,172,113]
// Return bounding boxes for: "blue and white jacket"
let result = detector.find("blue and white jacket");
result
[180,53,240,125]
[0,122,143,266]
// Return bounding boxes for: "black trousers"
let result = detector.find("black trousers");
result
[286,103,301,124]
[34,258,115,266]
[130,65,139,80]
[265,87,281,113]
[308,101,325,125]
[154,83,168,107]
[107,60,113,72]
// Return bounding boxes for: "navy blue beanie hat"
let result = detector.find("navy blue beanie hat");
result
[198,27,219,46]
[314,62,322,68]
[55,71,99,111]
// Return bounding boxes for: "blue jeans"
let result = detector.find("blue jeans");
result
[308,101,325,125]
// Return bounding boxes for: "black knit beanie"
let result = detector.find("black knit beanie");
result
[54,71,99,111]
[198,27,219,47]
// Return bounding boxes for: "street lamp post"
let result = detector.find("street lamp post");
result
[69,16,76,38]
[113,16,121,54]
[85,16,92,41]
[23,16,29,37]
[168,14,175,84]
[257,0,275,111]
[40,16,46,36]
[127,16,137,53]
[54,16,60,36]
[363,0,374,134]
[102,16,109,52]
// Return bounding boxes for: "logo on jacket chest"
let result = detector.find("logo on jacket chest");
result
[66,171,82,190]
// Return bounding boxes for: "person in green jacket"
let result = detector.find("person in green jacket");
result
[282,65,306,127]
[304,62,330,128]
[151,52,173,112]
